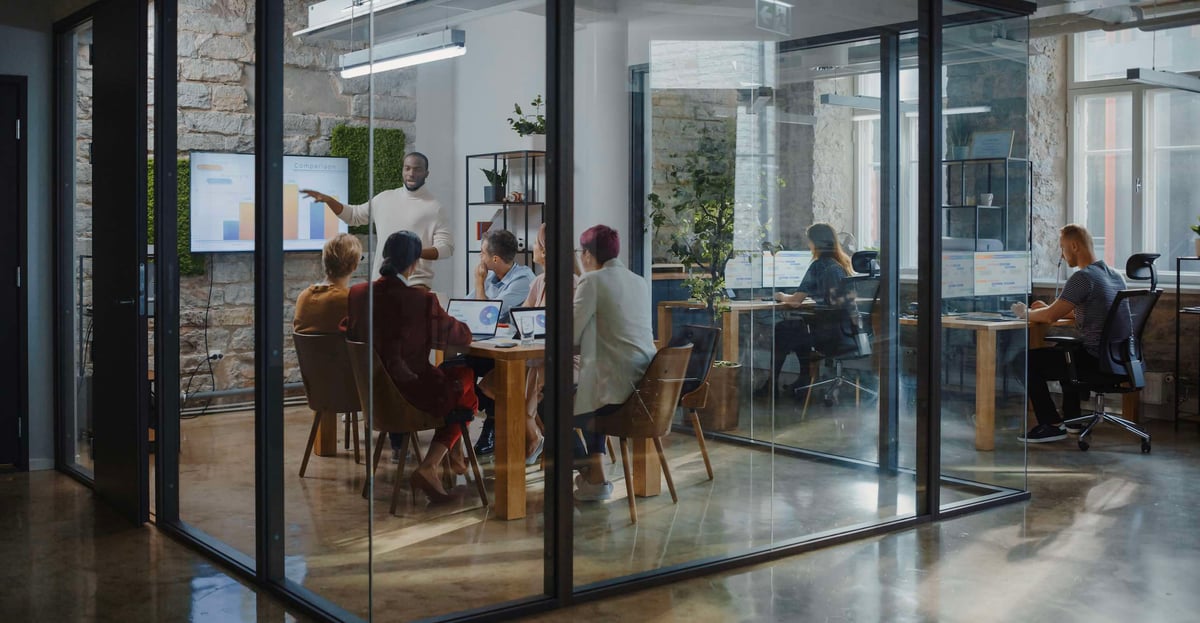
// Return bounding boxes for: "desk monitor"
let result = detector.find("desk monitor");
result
[510,307,546,339]
[763,250,812,289]
[725,252,764,289]
[446,299,502,340]
[974,251,1030,296]
[943,252,975,298]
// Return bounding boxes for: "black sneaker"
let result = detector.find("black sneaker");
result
[1059,419,1084,435]
[1017,424,1067,444]
[474,418,495,456]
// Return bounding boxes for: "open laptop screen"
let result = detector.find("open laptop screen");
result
[510,307,546,339]
[445,299,502,339]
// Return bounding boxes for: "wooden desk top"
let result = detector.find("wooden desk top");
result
[461,340,546,361]
[899,315,1072,331]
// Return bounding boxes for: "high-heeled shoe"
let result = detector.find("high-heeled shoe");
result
[410,468,454,504]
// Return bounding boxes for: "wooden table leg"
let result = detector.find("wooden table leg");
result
[721,309,740,363]
[314,410,338,457]
[630,438,661,498]
[1123,392,1140,423]
[975,330,997,451]
[657,303,672,350]
[493,359,527,520]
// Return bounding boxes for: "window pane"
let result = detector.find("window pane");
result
[1075,25,1200,82]
[1149,90,1200,270]
[1076,93,1134,267]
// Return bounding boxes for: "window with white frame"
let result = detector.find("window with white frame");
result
[1070,25,1200,278]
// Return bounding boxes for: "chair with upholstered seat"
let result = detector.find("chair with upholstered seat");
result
[1049,253,1161,453]
[593,344,693,524]
[345,340,488,514]
[293,332,363,477]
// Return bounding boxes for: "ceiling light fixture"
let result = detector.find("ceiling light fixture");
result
[339,29,465,78]
[1127,67,1200,94]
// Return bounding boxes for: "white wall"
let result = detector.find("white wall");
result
[0,23,55,470]
[413,60,457,295]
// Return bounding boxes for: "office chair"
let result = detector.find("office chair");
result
[1048,252,1160,453]
[668,324,721,480]
[796,251,881,411]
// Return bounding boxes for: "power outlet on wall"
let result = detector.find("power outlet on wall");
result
[208,352,224,361]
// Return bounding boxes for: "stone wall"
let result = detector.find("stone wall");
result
[810,77,855,236]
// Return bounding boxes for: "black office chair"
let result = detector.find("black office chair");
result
[796,252,881,411]
[668,324,721,480]
[1047,252,1160,453]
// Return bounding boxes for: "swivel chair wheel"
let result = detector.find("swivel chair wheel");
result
[1078,440,1089,452]
[1141,441,1151,454]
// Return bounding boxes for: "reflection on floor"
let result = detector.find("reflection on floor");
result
[176,390,943,620]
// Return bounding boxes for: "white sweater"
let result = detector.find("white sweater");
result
[338,186,453,288]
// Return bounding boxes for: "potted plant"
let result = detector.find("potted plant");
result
[946,116,970,160]
[481,163,507,203]
[507,95,546,151]
[648,120,742,431]
[1192,216,1200,257]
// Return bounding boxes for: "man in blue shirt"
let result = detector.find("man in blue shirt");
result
[466,228,533,455]
[467,229,533,323]
[1012,224,1126,443]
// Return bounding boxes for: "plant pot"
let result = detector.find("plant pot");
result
[519,133,546,152]
[949,146,969,160]
[483,185,506,203]
[1195,238,1200,257]
[697,362,741,432]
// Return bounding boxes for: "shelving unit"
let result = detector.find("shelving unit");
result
[1174,256,1200,430]
[941,157,1031,251]
[464,150,545,284]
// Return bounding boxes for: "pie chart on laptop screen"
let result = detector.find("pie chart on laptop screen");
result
[480,305,500,325]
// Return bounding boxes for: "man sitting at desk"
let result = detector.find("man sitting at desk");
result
[1012,224,1126,443]
[467,228,534,456]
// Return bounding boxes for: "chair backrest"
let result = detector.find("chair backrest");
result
[344,339,445,434]
[1125,252,1160,290]
[293,332,361,413]
[851,250,880,277]
[668,324,721,397]
[602,344,693,439]
[1097,288,1160,387]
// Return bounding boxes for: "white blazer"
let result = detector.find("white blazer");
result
[573,259,657,415]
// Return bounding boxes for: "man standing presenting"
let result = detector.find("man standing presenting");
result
[302,152,451,289]
[1012,224,1126,443]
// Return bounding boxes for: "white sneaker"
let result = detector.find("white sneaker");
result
[574,477,613,501]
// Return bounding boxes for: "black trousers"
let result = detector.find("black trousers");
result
[1028,347,1099,427]
[770,319,815,384]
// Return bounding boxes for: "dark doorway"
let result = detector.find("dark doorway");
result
[0,75,27,471]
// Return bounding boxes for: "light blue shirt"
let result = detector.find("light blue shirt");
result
[467,263,534,323]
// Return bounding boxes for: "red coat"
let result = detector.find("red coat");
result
[343,277,473,418]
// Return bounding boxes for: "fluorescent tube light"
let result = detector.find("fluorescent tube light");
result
[340,29,465,78]
[1127,67,1200,94]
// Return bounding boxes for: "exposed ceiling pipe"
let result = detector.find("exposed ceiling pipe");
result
[1029,0,1200,38]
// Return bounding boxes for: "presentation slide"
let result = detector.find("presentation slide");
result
[763,251,812,289]
[189,152,350,253]
[974,251,1030,296]
[943,252,974,298]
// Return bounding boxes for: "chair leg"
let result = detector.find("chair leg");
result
[364,431,386,499]
[391,433,411,516]
[461,424,489,506]
[689,410,713,481]
[410,432,424,464]
[299,411,321,478]
[801,372,816,418]
[351,413,362,464]
[618,438,637,524]
[606,437,617,463]
[653,437,678,504]
[344,416,350,451]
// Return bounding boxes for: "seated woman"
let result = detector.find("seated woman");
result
[293,233,361,334]
[342,231,478,503]
[478,223,581,465]
[757,222,855,399]
[572,225,657,501]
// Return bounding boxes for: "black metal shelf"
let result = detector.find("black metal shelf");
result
[941,158,1031,252]
[1174,256,1200,431]
[465,150,546,284]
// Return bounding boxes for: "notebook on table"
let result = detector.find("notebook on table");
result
[446,299,503,340]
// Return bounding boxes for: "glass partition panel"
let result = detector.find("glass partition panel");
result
[940,1,1030,508]
[175,0,258,561]
[572,0,918,588]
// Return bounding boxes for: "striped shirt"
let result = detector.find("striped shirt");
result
[1060,261,1126,358]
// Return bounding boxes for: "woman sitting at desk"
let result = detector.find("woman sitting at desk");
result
[756,222,855,399]
[343,230,479,503]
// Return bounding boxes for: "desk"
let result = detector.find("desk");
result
[656,300,783,361]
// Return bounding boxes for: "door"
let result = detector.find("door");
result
[88,0,150,523]
[0,76,25,470]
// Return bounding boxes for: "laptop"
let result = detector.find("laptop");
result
[446,299,503,340]
[510,307,546,339]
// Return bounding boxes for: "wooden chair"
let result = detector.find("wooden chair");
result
[668,325,720,481]
[293,332,362,477]
[345,340,488,515]
[593,344,693,524]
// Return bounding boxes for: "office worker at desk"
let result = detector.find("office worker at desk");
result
[1011,224,1126,443]
[573,225,657,501]
[302,152,452,289]
[342,231,479,502]
[756,223,855,399]
[466,228,534,456]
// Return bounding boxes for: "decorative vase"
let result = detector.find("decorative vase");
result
[697,363,742,432]
[483,185,505,203]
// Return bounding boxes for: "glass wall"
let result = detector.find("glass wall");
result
[938,0,1030,506]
